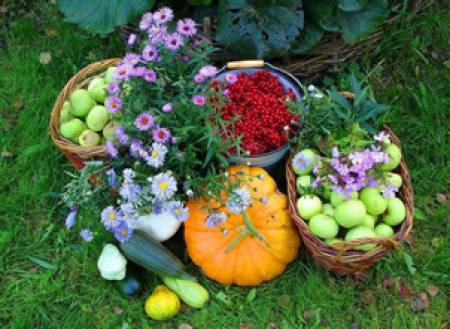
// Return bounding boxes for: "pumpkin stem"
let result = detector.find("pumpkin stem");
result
[242,210,259,237]
[225,229,249,253]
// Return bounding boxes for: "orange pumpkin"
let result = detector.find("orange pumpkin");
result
[184,165,301,286]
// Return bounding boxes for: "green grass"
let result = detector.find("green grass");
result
[0,2,449,328]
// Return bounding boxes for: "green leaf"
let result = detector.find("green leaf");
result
[401,251,417,275]
[291,21,324,54]
[331,89,352,111]
[320,9,340,32]
[246,288,257,302]
[338,0,368,12]
[349,72,362,95]
[59,0,154,36]
[303,0,336,25]
[216,0,304,58]
[337,0,390,43]
[27,256,57,270]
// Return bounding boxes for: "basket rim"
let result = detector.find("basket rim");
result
[286,92,414,274]
[49,58,122,160]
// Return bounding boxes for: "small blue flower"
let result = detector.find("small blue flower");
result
[168,201,189,222]
[206,212,227,228]
[114,221,133,243]
[119,182,141,201]
[151,172,177,200]
[293,152,312,171]
[106,169,118,188]
[65,205,77,229]
[80,229,94,242]
[101,206,121,230]
[226,188,251,214]
[381,184,398,198]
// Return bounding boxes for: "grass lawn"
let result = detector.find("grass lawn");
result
[0,2,449,328]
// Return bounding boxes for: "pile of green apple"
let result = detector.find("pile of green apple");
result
[59,68,118,147]
[294,146,406,252]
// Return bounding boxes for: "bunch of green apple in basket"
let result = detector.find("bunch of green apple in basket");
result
[290,76,406,251]
[59,68,118,147]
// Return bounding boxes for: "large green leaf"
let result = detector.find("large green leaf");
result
[337,0,390,43]
[303,0,336,25]
[290,21,324,54]
[338,0,368,12]
[59,0,154,36]
[216,0,304,58]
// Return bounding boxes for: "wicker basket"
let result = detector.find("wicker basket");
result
[49,58,121,169]
[286,93,414,276]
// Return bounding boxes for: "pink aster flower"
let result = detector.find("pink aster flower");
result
[164,33,183,51]
[131,66,147,77]
[153,7,173,24]
[142,69,157,83]
[176,18,197,36]
[106,82,120,95]
[199,65,217,78]
[142,45,158,62]
[162,103,172,113]
[152,127,171,143]
[105,96,122,113]
[127,33,137,46]
[135,113,154,131]
[192,95,206,106]
[225,72,237,84]
[139,12,153,31]
[113,64,133,81]
[194,73,205,83]
[122,53,140,66]
[148,24,168,44]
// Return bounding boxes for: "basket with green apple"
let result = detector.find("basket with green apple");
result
[286,78,413,276]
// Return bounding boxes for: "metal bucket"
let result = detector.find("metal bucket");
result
[216,60,303,170]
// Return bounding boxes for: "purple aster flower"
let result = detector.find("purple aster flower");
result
[148,24,168,44]
[122,168,134,183]
[341,174,355,184]
[139,12,153,31]
[192,39,201,47]
[192,95,206,106]
[194,73,205,83]
[106,169,118,188]
[142,69,157,83]
[80,229,93,242]
[151,172,177,200]
[182,55,189,62]
[127,33,137,46]
[171,137,177,144]
[152,127,171,143]
[330,158,340,169]
[129,139,143,158]
[113,64,133,81]
[349,151,364,165]
[176,18,197,36]
[114,126,129,145]
[206,212,227,228]
[152,200,164,215]
[381,184,398,198]
[332,147,340,158]
[65,204,77,229]
[367,178,379,188]
[162,103,172,113]
[119,183,141,201]
[336,163,350,176]
[146,142,167,168]
[119,203,137,223]
[101,206,121,230]
[142,45,159,62]
[122,53,140,66]
[130,66,146,77]
[168,201,189,222]
[292,152,312,171]
[114,221,133,243]
[374,131,390,143]
[328,174,339,185]
[312,165,320,174]
[135,112,154,131]
[106,82,120,95]
[164,33,183,51]
[153,7,173,24]
[226,188,251,214]
[105,140,118,158]
[311,176,323,188]
[105,96,122,113]
[371,147,389,164]
[199,65,217,78]
[225,73,237,84]
[223,88,230,97]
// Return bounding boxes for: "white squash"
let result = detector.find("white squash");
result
[133,212,181,242]
[97,244,127,280]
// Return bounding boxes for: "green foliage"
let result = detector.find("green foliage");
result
[59,0,155,36]
[216,0,304,58]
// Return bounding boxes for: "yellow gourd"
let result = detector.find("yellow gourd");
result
[144,285,180,320]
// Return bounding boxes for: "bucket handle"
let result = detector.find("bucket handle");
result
[227,60,264,69]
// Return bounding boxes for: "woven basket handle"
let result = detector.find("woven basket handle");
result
[227,60,264,69]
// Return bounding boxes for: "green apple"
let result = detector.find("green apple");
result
[384,172,402,189]
[104,67,116,84]
[79,129,100,147]
[308,214,339,239]
[86,105,109,131]
[292,149,316,175]
[60,101,74,124]
[361,214,375,229]
[322,203,335,217]
[296,175,311,194]
[374,223,394,238]
[60,118,86,139]
[335,200,366,228]
[360,187,388,216]
[345,226,377,251]
[325,238,344,246]
[69,89,94,117]
[296,195,322,220]
[330,191,358,207]
[383,197,406,226]
[102,120,119,140]
[380,144,402,171]
[87,77,107,103]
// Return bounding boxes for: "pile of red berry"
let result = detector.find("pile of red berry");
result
[218,70,299,155]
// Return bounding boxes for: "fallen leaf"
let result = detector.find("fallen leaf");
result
[349,322,359,329]
[303,309,315,319]
[240,323,252,329]
[215,291,232,305]
[277,294,293,310]
[444,60,450,69]
[39,52,52,64]
[27,256,57,270]
[266,322,278,329]
[178,324,193,329]
[360,289,376,304]
[431,238,444,248]
[47,29,58,37]
[180,304,190,312]
[401,251,416,275]
[403,234,416,245]
[1,151,12,158]
[13,99,24,109]
[113,307,123,315]
[382,277,396,289]
[436,193,447,203]
[399,283,414,297]
[431,52,439,60]
[412,293,429,312]
[246,288,257,302]
[426,284,439,298]
[0,6,7,13]
[320,317,329,326]
[27,266,38,273]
